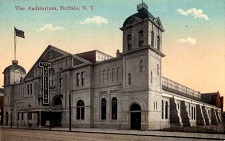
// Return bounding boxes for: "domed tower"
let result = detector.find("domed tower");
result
[2,60,26,125]
[3,60,26,86]
[120,3,165,130]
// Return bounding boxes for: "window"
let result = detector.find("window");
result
[17,112,20,120]
[59,68,63,87]
[21,112,24,120]
[157,35,160,50]
[139,30,144,47]
[27,84,29,95]
[112,69,115,82]
[101,98,107,120]
[191,106,193,119]
[107,69,110,82]
[177,103,180,110]
[117,67,120,81]
[28,112,32,120]
[194,107,195,120]
[165,101,168,119]
[162,100,164,119]
[140,60,143,72]
[112,97,117,120]
[103,70,105,82]
[128,73,131,85]
[127,34,132,50]
[49,68,55,86]
[76,100,85,120]
[76,73,80,86]
[81,71,85,86]
[30,84,32,94]
[151,71,153,83]
[157,64,159,75]
[151,31,154,47]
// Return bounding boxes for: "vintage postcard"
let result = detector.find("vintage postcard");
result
[0,0,225,140]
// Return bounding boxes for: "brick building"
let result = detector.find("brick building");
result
[2,3,223,130]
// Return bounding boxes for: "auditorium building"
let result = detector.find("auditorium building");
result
[3,3,223,130]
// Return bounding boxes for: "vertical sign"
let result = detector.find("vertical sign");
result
[39,62,51,104]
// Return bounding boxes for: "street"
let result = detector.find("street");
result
[0,128,222,141]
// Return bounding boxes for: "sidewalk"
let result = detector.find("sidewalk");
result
[2,125,225,140]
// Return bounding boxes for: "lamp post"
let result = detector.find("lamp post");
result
[10,109,12,128]
[49,108,51,130]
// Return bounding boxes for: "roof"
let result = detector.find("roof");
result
[3,60,26,74]
[123,8,155,27]
[201,92,220,102]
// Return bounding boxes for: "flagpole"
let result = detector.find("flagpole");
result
[14,26,16,60]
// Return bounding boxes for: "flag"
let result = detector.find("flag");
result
[15,28,25,38]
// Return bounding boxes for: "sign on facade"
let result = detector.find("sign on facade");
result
[39,62,51,104]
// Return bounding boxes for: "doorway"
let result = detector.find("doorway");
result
[130,104,141,130]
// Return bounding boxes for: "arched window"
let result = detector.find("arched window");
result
[157,35,160,50]
[165,101,168,119]
[77,100,85,120]
[162,100,164,119]
[139,30,144,47]
[127,34,132,50]
[101,98,107,120]
[112,97,117,120]
[49,68,55,86]
[140,60,143,72]
[128,73,131,85]
[151,31,154,47]
[53,96,62,106]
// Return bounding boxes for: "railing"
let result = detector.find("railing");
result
[162,77,201,99]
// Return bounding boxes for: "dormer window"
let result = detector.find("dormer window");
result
[151,31,154,47]
[139,30,144,47]
[127,34,132,50]
[157,35,160,50]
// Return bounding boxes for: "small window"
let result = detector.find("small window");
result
[21,112,24,120]
[112,69,115,82]
[117,67,120,81]
[140,60,143,72]
[17,112,20,120]
[59,68,63,87]
[76,73,80,86]
[81,71,85,86]
[103,70,105,82]
[151,71,153,83]
[157,35,160,50]
[165,101,168,119]
[128,73,131,85]
[157,64,159,75]
[27,84,29,95]
[30,84,32,95]
[139,30,144,47]
[127,34,132,50]
[101,98,107,120]
[151,31,154,47]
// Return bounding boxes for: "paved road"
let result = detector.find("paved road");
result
[0,128,220,141]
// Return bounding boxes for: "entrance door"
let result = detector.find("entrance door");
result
[130,104,141,130]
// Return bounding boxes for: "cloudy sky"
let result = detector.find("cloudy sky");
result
[0,0,225,102]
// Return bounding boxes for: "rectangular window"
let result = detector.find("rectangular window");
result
[81,71,85,86]
[76,73,80,86]
[21,112,24,120]
[27,84,29,95]
[157,64,159,75]
[30,84,32,94]
[17,112,20,120]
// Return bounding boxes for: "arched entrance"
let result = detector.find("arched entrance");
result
[130,103,141,130]
[51,96,62,127]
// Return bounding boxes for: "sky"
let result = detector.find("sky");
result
[0,0,225,106]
